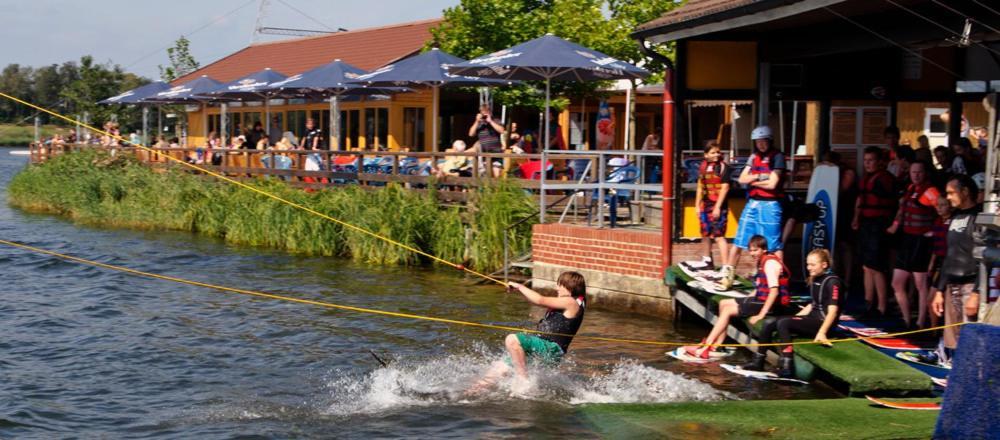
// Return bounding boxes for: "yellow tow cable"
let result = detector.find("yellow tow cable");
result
[0,238,966,348]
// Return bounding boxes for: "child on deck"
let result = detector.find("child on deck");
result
[694,141,732,269]
[744,249,844,377]
[927,195,952,328]
[720,126,785,290]
[472,273,587,390]
[682,235,791,359]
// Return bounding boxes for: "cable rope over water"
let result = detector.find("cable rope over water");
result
[0,238,967,348]
[0,91,505,286]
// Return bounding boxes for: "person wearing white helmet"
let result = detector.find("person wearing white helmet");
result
[720,125,786,290]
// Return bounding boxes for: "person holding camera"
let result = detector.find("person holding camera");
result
[468,104,505,177]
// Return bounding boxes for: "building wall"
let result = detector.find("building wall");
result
[532,223,668,316]
[186,88,435,150]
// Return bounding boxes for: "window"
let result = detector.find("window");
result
[403,107,425,151]
[365,108,389,150]
[207,114,221,137]
[243,112,262,132]
[340,110,360,150]
[287,110,307,145]
[230,112,242,137]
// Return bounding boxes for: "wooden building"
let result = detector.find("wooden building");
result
[171,18,660,152]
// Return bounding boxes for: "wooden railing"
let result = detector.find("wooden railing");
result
[27,142,612,206]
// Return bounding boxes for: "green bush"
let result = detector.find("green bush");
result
[8,150,538,270]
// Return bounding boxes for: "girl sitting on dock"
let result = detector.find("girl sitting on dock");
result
[743,248,844,377]
[682,235,792,360]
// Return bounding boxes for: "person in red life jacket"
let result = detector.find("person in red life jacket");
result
[682,235,791,359]
[471,272,586,391]
[852,146,896,317]
[694,141,732,269]
[930,175,984,366]
[743,248,844,377]
[720,126,785,290]
[926,195,952,329]
[886,161,941,328]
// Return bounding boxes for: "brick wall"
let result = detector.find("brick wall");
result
[532,224,662,279]
[532,224,757,279]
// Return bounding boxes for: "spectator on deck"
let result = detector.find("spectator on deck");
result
[887,161,941,328]
[931,175,984,367]
[853,146,896,317]
[268,116,282,146]
[468,104,505,178]
[720,125,785,290]
[433,140,472,178]
[950,137,981,176]
[247,121,265,149]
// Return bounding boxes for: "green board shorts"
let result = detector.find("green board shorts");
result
[504,333,565,366]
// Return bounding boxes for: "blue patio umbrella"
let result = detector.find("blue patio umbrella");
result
[262,59,406,150]
[349,48,514,151]
[143,75,230,146]
[448,34,650,151]
[98,81,171,104]
[98,81,171,145]
[204,68,288,147]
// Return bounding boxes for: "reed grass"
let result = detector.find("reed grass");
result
[8,150,536,270]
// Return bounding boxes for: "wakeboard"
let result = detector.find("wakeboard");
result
[865,395,941,410]
[686,280,749,298]
[895,351,952,370]
[720,363,809,385]
[802,164,840,274]
[666,346,733,363]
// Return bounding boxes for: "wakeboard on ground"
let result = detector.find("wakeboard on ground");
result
[720,363,809,385]
[895,351,952,370]
[865,395,941,410]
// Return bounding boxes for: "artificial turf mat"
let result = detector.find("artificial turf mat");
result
[794,340,932,395]
[578,398,939,439]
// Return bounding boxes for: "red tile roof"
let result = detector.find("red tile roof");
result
[636,0,759,32]
[174,18,442,84]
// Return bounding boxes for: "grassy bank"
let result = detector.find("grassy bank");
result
[579,398,939,439]
[8,150,536,270]
[0,123,69,146]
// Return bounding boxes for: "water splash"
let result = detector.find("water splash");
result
[321,352,729,416]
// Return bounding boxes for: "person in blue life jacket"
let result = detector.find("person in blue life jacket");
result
[471,272,587,391]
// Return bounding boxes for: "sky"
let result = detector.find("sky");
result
[1,0,459,80]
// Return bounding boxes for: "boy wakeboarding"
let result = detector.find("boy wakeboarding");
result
[471,272,587,392]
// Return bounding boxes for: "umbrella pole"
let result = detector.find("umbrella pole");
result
[221,102,228,148]
[157,105,162,140]
[624,86,632,150]
[544,78,551,152]
[332,94,341,150]
[432,85,439,152]
[203,103,208,146]
[142,106,149,146]
[265,99,271,143]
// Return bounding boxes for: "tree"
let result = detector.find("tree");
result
[60,56,149,131]
[0,64,35,123]
[428,0,678,125]
[159,36,200,82]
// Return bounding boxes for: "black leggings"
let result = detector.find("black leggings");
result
[757,314,824,354]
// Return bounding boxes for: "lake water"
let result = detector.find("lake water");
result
[0,147,836,438]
